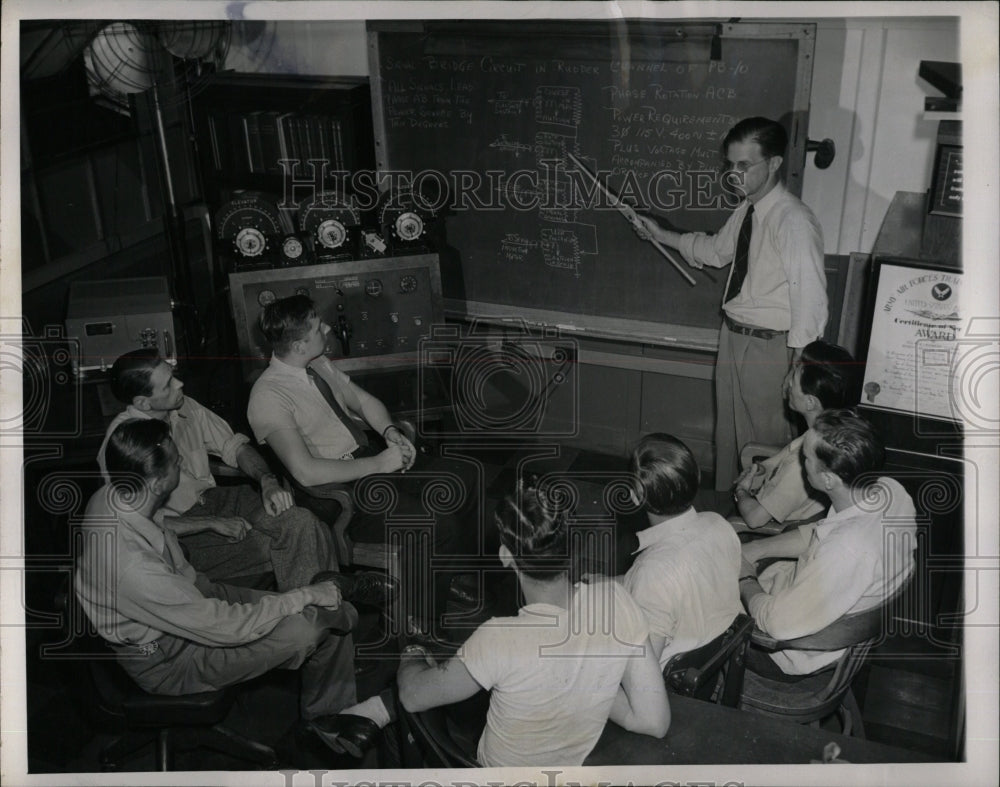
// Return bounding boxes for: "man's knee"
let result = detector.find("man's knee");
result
[273,507,333,542]
[280,613,326,651]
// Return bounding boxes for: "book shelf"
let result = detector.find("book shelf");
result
[189,71,375,209]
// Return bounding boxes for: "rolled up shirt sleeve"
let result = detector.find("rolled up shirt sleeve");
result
[115,557,312,646]
[190,399,250,468]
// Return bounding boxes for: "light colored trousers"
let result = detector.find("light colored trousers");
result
[714,323,793,491]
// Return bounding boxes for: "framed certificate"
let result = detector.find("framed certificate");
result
[860,258,964,425]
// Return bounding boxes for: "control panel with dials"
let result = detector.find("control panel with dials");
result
[229,253,443,375]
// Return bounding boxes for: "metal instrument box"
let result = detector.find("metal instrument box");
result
[65,276,176,374]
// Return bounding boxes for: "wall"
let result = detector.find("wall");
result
[803,16,960,254]
[226,15,960,258]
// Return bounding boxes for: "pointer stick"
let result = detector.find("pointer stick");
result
[566,151,697,287]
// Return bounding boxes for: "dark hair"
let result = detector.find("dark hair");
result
[798,341,859,409]
[258,295,317,355]
[811,409,884,486]
[723,117,788,159]
[109,348,162,404]
[630,433,700,516]
[104,418,174,486]
[494,480,570,581]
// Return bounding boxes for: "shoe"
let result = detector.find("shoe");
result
[311,570,398,608]
[307,713,380,759]
[403,616,461,654]
[448,574,488,609]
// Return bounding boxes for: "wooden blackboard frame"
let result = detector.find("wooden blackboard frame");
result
[368,20,816,350]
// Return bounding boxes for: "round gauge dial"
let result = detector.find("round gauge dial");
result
[234,227,266,257]
[282,235,304,259]
[215,193,283,259]
[377,188,435,242]
[300,192,361,249]
[257,289,277,307]
[399,274,418,294]
[365,279,383,298]
[316,219,348,249]
[394,211,424,241]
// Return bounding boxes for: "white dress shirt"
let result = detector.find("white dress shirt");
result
[74,485,313,648]
[749,477,918,674]
[676,182,827,348]
[624,507,743,668]
[97,398,249,516]
[248,355,360,460]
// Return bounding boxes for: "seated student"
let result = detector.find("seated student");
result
[623,434,743,669]
[77,418,399,759]
[396,481,670,768]
[731,340,858,534]
[247,294,475,637]
[738,409,917,678]
[98,348,338,591]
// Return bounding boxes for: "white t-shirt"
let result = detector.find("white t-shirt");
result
[459,580,649,767]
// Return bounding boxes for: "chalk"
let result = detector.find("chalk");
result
[555,324,583,331]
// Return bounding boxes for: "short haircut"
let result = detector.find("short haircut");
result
[109,348,162,403]
[799,340,859,409]
[104,418,173,487]
[258,294,317,356]
[630,433,700,517]
[723,117,788,159]
[494,479,570,581]
[811,409,885,487]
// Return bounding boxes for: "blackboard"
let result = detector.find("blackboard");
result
[368,21,816,349]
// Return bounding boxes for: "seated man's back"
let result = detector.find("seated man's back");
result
[461,578,649,767]
[624,434,742,667]
[396,481,669,767]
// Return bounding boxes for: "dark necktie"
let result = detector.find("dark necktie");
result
[724,203,754,303]
[306,366,369,451]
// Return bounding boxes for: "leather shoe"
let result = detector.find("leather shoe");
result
[448,573,490,609]
[307,713,380,759]
[311,570,398,608]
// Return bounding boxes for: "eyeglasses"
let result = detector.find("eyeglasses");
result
[722,157,772,174]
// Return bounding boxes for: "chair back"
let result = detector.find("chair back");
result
[754,572,915,652]
[741,572,917,727]
[400,704,480,768]
[663,613,754,707]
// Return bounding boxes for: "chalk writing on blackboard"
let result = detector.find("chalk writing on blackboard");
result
[370,21,815,343]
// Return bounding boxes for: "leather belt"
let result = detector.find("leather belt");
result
[724,314,787,340]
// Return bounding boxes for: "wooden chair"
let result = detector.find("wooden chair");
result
[662,613,754,707]
[395,690,487,768]
[739,575,914,736]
